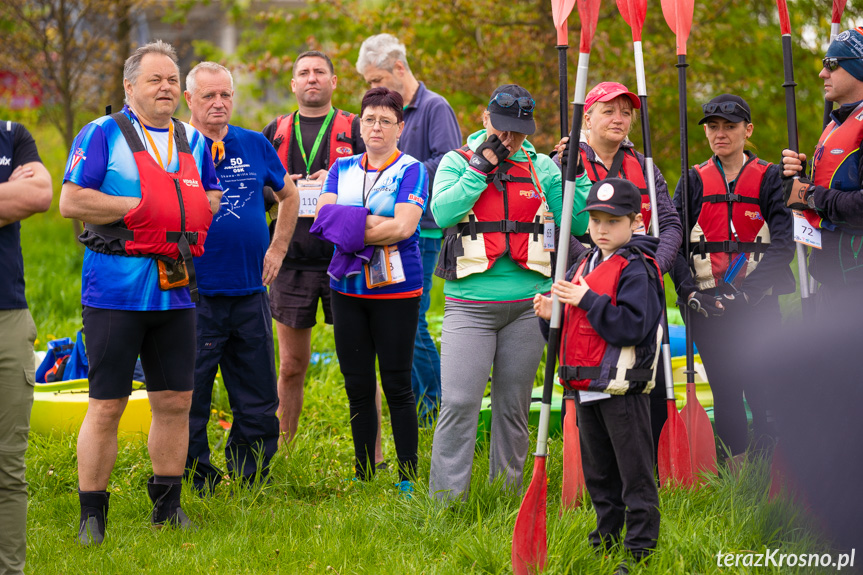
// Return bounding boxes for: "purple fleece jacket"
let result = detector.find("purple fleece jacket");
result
[310,204,375,280]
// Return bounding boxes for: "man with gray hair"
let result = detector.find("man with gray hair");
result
[183,61,298,493]
[357,33,461,426]
[60,40,222,544]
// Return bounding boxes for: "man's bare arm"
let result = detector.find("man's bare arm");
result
[0,162,52,227]
[59,182,141,224]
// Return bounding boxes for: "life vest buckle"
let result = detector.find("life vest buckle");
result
[500,220,517,233]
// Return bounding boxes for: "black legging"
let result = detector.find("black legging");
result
[688,295,779,456]
[331,291,420,482]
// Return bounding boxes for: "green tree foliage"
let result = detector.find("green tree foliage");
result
[0,0,145,148]
[219,0,861,189]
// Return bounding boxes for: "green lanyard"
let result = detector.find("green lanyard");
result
[294,107,335,176]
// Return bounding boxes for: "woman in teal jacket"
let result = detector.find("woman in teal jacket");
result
[428,84,590,502]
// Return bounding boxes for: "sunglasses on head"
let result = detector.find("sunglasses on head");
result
[822,56,863,72]
[490,93,536,113]
[702,101,750,121]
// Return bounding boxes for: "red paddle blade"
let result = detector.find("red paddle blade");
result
[552,0,577,45]
[512,458,548,575]
[561,398,584,509]
[661,0,693,54]
[777,0,791,35]
[616,0,647,41]
[577,0,602,53]
[680,382,717,478]
[833,0,847,24]
[658,400,695,487]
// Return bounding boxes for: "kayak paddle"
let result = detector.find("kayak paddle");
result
[552,0,577,138]
[662,0,717,480]
[552,0,586,513]
[618,0,694,487]
[777,0,814,322]
[511,0,601,572]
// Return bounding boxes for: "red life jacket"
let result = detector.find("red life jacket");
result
[558,248,662,395]
[272,109,356,173]
[435,146,550,281]
[581,146,652,233]
[809,101,863,229]
[689,155,771,291]
[79,112,214,300]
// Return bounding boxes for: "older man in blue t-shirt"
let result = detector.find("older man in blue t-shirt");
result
[183,62,299,493]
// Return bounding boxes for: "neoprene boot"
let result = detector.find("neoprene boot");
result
[77,490,110,545]
[146,475,195,529]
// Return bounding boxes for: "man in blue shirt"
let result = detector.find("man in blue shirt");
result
[0,121,52,575]
[60,41,222,544]
[183,62,298,493]
[357,34,462,425]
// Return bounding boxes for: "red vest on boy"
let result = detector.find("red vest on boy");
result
[558,249,662,395]
[435,146,550,281]
[689,155,771,291]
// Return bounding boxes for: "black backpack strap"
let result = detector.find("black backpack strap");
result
[608,148,626,180]
[111,112,146,153]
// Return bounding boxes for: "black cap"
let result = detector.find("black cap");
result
[578,178,642,216]
[488,84,536,135]
[698,94,752,125]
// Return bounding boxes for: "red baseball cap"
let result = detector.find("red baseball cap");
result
[585,82,640,111]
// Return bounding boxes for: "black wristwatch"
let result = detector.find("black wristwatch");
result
[806,188,817,210]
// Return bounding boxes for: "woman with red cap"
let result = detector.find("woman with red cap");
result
[670,94,794,459]
[556,81,682,464]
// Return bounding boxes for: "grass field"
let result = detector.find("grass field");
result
[18,126,832,574]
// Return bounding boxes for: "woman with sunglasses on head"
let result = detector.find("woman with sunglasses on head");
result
[670,94,795,461]
[313,87,427,497]
[554,81,682,466]
[428,84,590,502]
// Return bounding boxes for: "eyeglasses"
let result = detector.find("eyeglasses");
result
[361,117,398,129]
[822,56,863,72]
[489,93,536,113]
[702,101,750,121]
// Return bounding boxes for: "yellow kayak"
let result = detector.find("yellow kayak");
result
[30,379,152,437]
[670,354,713,410]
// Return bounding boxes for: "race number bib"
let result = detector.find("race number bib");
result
[792,209,822,249]
[364,245,406,288]
[543,212,555,252]
[298,179,323,217]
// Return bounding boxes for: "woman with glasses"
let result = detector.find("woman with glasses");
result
[670,93,794,460]
[428,84,590,502]
[313,87,428,496]
[555,81,682,464]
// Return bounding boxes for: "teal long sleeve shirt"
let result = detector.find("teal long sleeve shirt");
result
[431,129,591,302]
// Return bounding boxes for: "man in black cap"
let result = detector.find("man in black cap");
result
[428,84,590,502]
[534,178,664,574]
[781,27,863,307]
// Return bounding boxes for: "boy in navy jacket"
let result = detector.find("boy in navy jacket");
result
[535,178,663,573]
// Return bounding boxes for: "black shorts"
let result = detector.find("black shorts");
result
[269,268,333,329]
[82,306,196,400]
